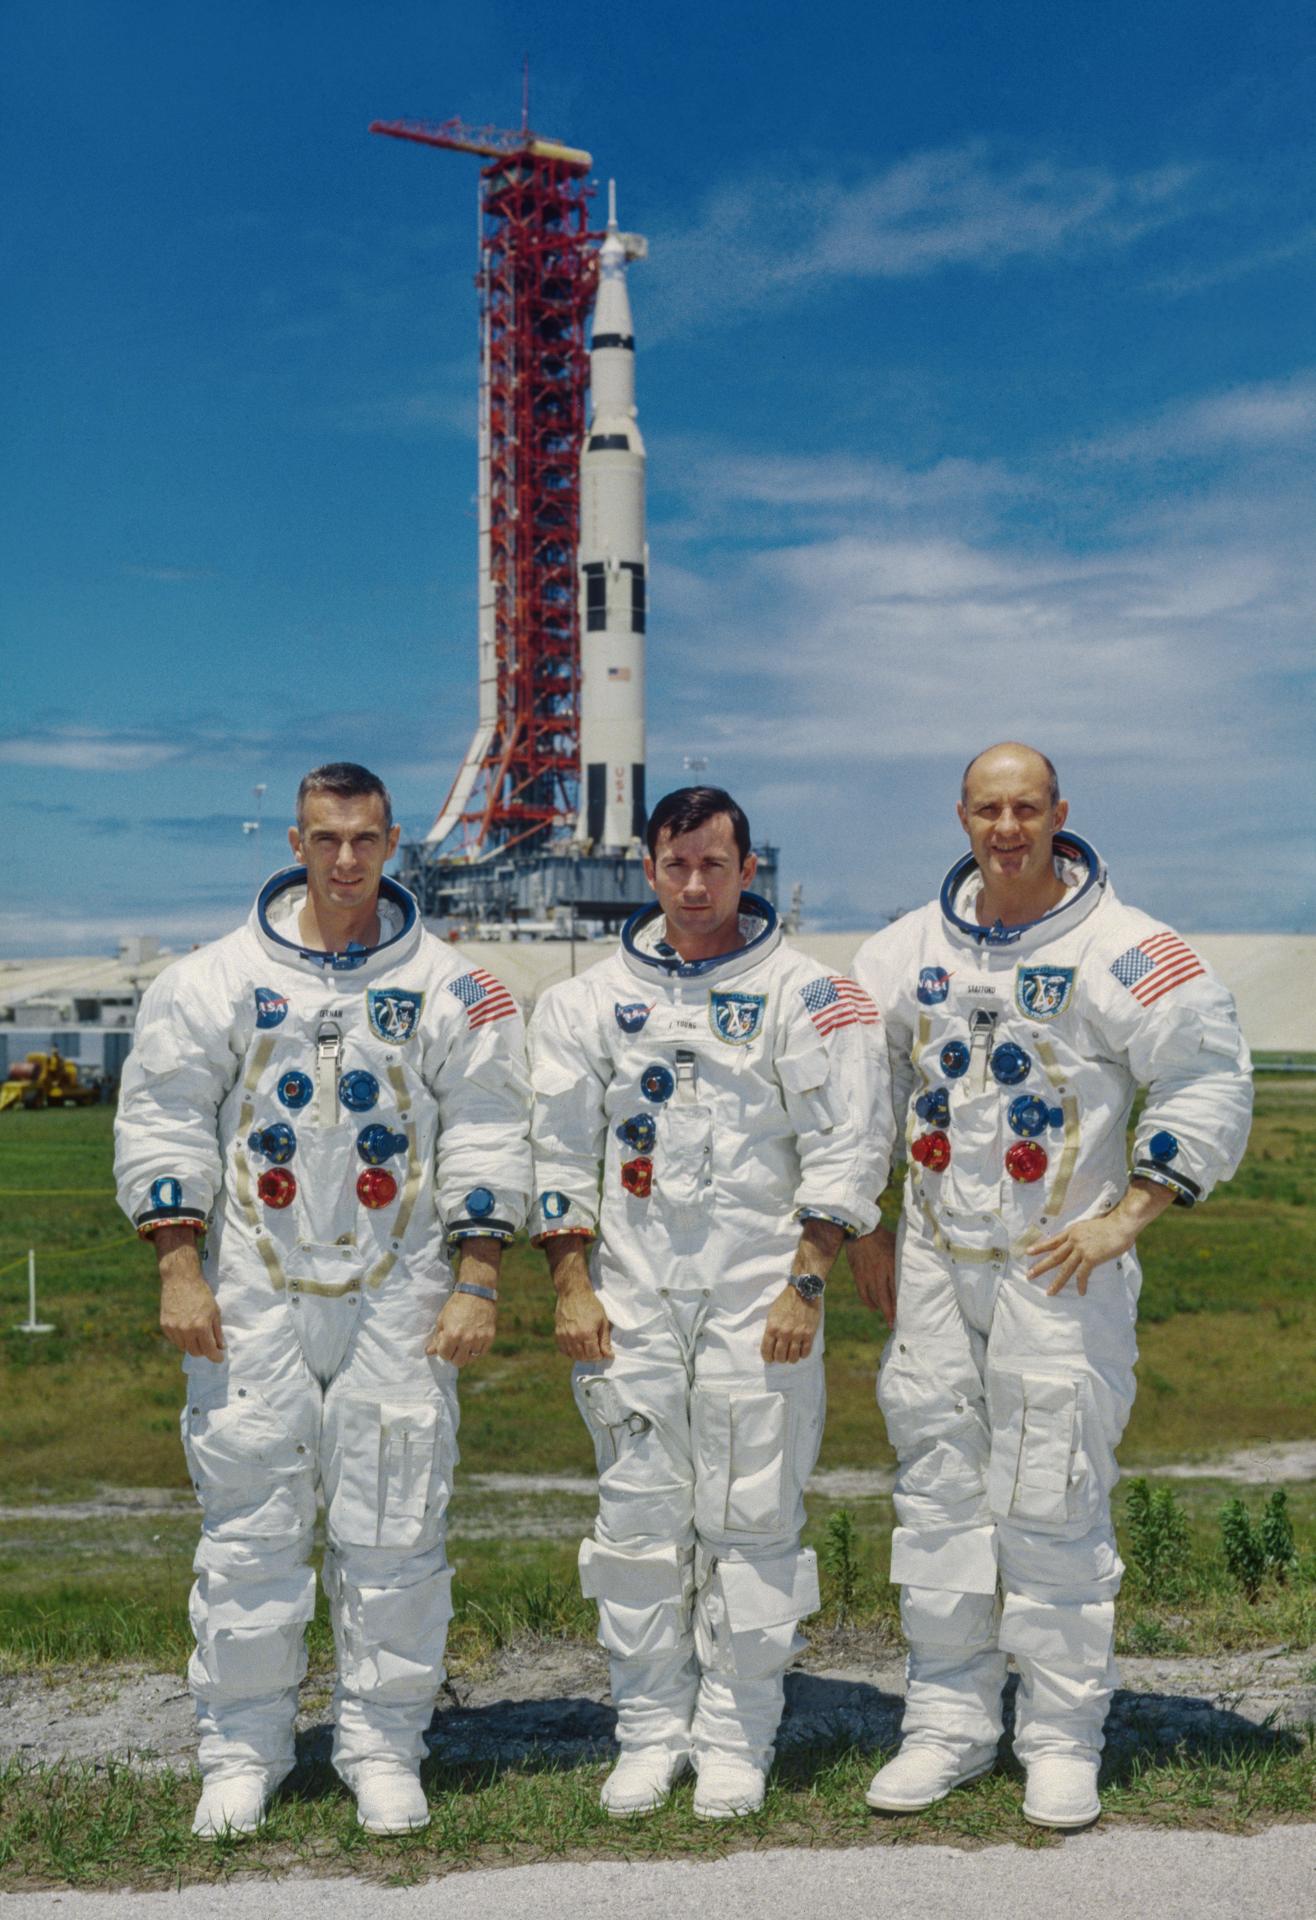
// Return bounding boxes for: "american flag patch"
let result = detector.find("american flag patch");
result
[1109,932,1206,1006]
[447,968,518,1028]
[800,974,879,1037]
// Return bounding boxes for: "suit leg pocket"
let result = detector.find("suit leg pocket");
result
[692,1388,793,1539]
[328,1393,450,1550]
[182,1386,315,1537]
[987,1369,1099,1533]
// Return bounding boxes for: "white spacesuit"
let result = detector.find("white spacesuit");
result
[529,894,892,1796]
[115,868,530,1809]
[853,834,1251,1799]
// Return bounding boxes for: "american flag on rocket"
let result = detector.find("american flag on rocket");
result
[1108,932,1206,1006]
[800,975,880,1037]
[447,968,518,1028]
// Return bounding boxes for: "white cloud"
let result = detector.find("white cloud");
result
[1146,222,1316,297]
[644,146,1201,336]
[653,443,1024,544]
[1087,371,1316,462]
[645,411,1316,932]
[0,729,190,773]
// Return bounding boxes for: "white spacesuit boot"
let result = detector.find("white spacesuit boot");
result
[191,1769,275,1838]
[351,1762,431,1835]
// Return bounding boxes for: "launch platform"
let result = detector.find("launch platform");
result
[396,840,779,937]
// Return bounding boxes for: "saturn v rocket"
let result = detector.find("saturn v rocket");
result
[574,183,649,853]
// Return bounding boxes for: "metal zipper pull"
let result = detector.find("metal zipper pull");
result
[674,1047,698,1102]
[316,1020,342,1127]
[969,1008,998,1092]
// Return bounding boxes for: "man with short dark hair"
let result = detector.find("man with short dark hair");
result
[851,742,1251,1829]
[295,760,395,831]
[529,786,892,1819]
[116,764,530,1839]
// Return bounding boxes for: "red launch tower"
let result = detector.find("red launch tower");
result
[370,112,597,859]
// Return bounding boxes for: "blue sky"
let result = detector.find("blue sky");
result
[3,0,1314,952]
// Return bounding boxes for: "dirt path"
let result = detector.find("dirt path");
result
[3,1634,1311,1776]
[4,1440,1314,1526]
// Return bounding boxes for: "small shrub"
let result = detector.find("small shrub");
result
[1220,1498,1267,1601]
[1124,1478,1193,1602]
[1259,1489,1298,1584]
[820,1508,863,1626]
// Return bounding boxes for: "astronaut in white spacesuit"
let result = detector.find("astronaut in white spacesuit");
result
[528,787,892,1821]
[850,742,1252,1830]
[115,763,530,1840]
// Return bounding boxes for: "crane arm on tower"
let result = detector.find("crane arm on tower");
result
[369,117,592,168]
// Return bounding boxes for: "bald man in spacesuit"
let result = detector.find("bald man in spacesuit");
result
[851,743,1252,1829]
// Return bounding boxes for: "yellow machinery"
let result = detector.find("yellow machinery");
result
[0,1050,103,1112]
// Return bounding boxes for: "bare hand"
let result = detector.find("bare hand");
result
[555,1276,613,1361]
[1028,1212,1138,1296]
[426,1290,496,1366]
[849,1225,897,1324]
[760,1283,820,1364]
[427,1239,502,1365]
[544,1234,612,1361]
[158,1235,224,1361]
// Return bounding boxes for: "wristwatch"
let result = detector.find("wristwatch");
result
[789,1271,826,1302]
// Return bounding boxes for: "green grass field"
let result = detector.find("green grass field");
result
[3,1075,1313,1491]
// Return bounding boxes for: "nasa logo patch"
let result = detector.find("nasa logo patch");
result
[1014,965,1076,1022]
[709,990,767,1046]
[367,988,424,1043]
[917,967,951,1006]
[614,1001,652,1035]
[254,987,288,1028]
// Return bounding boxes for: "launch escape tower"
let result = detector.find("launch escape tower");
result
[370,105,776,932]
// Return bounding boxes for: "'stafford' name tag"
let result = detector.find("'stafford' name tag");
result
[958,980,1005,1006]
